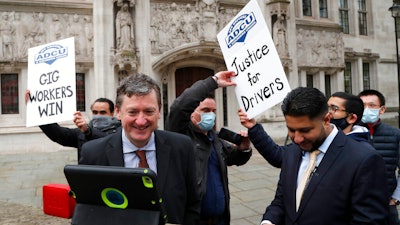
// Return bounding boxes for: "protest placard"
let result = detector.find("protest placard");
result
[26,37,76,127]
[217,0,291,119]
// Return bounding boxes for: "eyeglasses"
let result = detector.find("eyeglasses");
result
[328,105,347,113]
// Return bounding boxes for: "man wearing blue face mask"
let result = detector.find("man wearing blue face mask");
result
[359,89,400,225]
[166,71,252,225]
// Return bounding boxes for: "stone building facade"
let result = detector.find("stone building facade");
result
[0,0,398,154]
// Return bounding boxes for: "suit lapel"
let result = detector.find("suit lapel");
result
[296,131,346,214]
[105,130,124,166]
[154,130,171,193]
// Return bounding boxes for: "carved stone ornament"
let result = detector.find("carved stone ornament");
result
[296,29,344,68]
[149,1,240,54]
[112,1,138,71]
[111,48,139,72]
[0,11,94,62]
[268,0,290,19]
[114,0,135,7]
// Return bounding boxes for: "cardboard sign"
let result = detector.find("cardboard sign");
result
[217,0,291,119]
[26,37,76,127]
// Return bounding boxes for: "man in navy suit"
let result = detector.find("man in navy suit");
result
[79,73,200,225]
[260,87,389,225]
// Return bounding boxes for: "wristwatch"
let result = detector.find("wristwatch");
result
[84,125,92,137]
[394,199,400,205]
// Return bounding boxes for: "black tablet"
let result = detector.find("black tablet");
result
[64,164,166,224]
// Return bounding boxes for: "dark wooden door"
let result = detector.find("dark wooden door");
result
[175,67,214,97]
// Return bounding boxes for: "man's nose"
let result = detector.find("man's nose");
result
[293,131,304,144]
[135,113,147,125]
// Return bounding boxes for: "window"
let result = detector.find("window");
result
[344,62,352,93]
[223,87,228,126]
[1,74,19,114]
[76,73,86,112]
[303,0,312,16]
[319,0,328,18]
[362,62,370,89]
[339,0,349,34]
[358,0,368,35]
[306,74,314,87]
[325,75,331,97]
[162,82,168,128]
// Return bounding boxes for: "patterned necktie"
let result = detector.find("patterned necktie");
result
[135,150,149,168]
[296,150,321,211]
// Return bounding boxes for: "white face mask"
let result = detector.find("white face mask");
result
[361,108,380,124]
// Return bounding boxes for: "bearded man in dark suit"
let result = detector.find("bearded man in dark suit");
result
[260,87,389,225]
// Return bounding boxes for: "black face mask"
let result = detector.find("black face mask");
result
[330,117,350,130]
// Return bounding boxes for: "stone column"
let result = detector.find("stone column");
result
[317,70,325,93]
[299,70,307,86]
[336,70,345,92]
[93,0,116,100]
[357,57,363,91]
[135,0,152,75]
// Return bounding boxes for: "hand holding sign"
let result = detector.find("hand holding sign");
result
[213,71,237,87]
[217,0,291,119]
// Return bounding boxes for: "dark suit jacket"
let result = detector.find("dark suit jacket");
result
[263,130,389,225]
[79,129,201,225]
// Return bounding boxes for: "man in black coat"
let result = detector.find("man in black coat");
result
[25,90,120,160]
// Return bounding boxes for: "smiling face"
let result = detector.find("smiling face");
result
[116,90,160,148]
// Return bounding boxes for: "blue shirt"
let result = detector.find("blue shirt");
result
[122,129,157,174]
[200,132,226,217]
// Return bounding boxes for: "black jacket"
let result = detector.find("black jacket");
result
[39,120,121,159]
[166,76,251,224]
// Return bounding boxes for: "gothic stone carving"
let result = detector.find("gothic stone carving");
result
[112,0,138,71]
[268,0,290,19]
[0,11,94,62]
[150,1,240,54]
[273,15,288,57]
[0,12,14,60]
[296,28,344,68]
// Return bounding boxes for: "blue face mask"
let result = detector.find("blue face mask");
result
[196,112,216,131]
[361,108,380,124]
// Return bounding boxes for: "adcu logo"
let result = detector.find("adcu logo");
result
[225,12,257,49]
[34,44,68,66]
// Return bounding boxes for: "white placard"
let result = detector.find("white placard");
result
[217,0,291,119]
[26,37,76,127]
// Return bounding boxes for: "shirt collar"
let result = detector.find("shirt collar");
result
[122,129,156,154]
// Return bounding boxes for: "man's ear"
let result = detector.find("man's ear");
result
[323,112,331,126]
[115,108,121,120]
[346,113,357,125]
[379,105,386,115]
